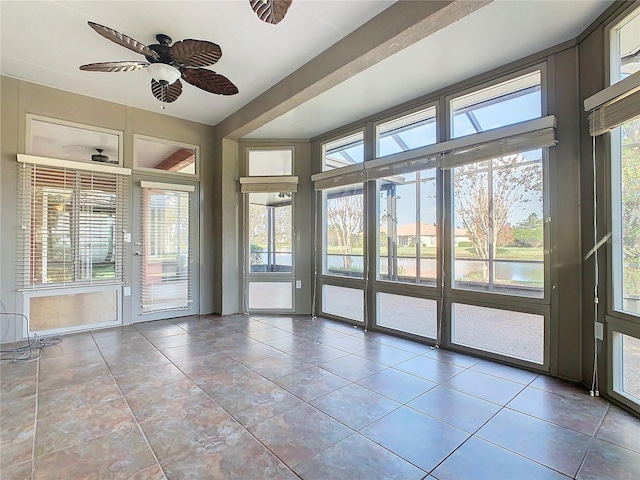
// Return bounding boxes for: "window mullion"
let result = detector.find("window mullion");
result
[488,159,495,292]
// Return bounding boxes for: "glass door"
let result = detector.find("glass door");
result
[132,179,198,322]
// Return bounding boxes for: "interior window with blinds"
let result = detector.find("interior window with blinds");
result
[18,161,128,288]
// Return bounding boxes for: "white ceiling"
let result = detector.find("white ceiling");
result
[2,1,614,140]
[1,0,394,124]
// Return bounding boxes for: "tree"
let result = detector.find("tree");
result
[326,191,363,271]
[621,120,640,295]
[513,213,544,248]
[454,155,543,267]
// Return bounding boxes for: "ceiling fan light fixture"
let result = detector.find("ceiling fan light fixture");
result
[147,63,181,85]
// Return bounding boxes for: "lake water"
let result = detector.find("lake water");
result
[326,254,543,286]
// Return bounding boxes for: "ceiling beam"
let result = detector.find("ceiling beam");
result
[217,0,492,140]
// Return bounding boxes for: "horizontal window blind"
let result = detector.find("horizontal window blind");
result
[240,176,299,193]
[366,155,438,181]
[140,185,192,314]
[440,126,556,170]
[313,167,366,191]
[585,70,640,136]
[17,161,129,289]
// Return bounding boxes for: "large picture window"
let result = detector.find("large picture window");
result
[323,184,364,278]
[611,118,640,317]
[452,149,545,298]
[377,168,437,285]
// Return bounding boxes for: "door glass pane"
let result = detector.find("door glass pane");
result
[322,285,363,322]
[324,185,364,278]
[377,293,437,338]
[452,151,544,298]
[248,193,292,273]
[141,188,191,314]
[612,118,640,316]
[452,303,544,364]
[378,169,437,285]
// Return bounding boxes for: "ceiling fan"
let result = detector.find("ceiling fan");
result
[79,22,238,107]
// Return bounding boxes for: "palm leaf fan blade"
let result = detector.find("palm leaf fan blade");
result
[249,0,292,25]
[87,22,159,59]
[151,78,183,103]
[170,40,222,67]
[181,68,238,95]
[80,61,149,73]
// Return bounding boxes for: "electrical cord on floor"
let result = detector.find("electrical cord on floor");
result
[1,309,64,363]
[0,331,36,363]
[0,333,63,364]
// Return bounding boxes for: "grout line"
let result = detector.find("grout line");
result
[573,402,611,478]
[30,353,40,480]
[95,340,168,479]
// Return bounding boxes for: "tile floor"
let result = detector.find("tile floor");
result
[1,314,640,479]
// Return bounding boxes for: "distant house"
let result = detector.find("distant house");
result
[391,223,469,247]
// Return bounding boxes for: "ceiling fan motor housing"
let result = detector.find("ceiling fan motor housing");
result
[91,148,111,163]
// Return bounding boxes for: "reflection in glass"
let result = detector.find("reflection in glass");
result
[29,117,120,164]
[136,137,196,174]
[452,150,544,297]
[377,169,437,285]
[323,185,364,278]
[248,193,293,273]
